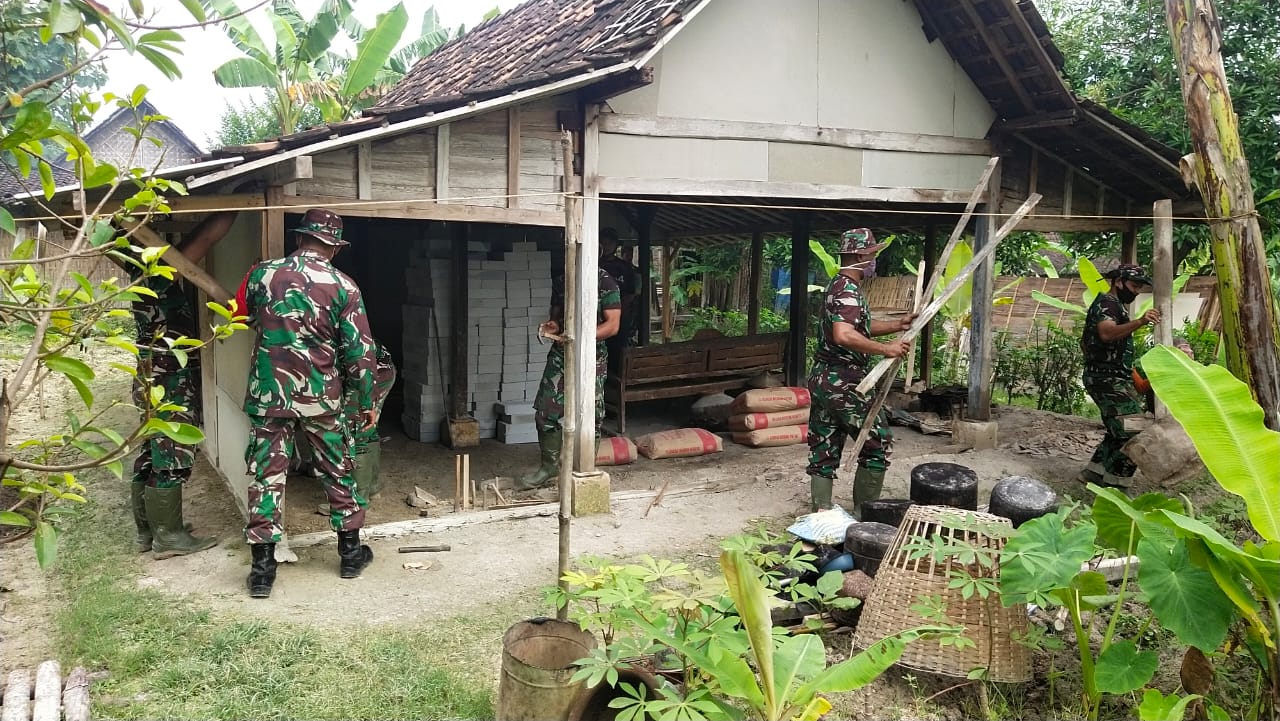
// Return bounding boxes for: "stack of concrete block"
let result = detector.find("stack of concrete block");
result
[400,238,554,444]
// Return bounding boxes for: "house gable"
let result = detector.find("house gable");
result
[599,0,996,195]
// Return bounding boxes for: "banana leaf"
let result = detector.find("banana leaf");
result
[942,240,973,320]
[202,0,273,66]
[212,57,278,89]
[339,2,409,100]
[808,239,837,280]
[1141,345,1280,542]
[1029,289,1085,315]
[296,0,353,64]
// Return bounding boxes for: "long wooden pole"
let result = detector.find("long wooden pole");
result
[1166,0,1280,430]
[556,131,579,621]
[853,193,1042,396]
[1152,199,1175,418]
[747,227,764,336]
[842,192,1041,469]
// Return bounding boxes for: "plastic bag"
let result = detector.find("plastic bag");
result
[787,507,858,546]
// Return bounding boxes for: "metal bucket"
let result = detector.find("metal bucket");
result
[496,618,597,721]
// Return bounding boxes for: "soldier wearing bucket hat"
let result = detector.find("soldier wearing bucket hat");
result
[234,208,378,598]
[806,228,914,517]
[1079,262,1161,488]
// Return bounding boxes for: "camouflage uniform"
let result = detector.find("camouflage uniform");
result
[1081,292,1143,481]
[533,267,623,436]
[241,249,376,544]
[122,254,201,489]
[806,273,893,478]
[347,343,396,454]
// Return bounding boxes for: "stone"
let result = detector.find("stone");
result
[952,419,998,450]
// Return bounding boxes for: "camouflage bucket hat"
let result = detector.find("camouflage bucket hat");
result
[1106,263,1153,286]
[837,228,888,255]
[293,208,347,247]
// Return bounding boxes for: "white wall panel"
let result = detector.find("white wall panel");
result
[598,133,769,181]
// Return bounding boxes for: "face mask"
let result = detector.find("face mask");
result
[1117,284,1137,303]
[840,256,877,279]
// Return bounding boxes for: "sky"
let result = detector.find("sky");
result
[98,1,521,151]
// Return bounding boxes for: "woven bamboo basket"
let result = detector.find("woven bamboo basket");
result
[851,505,1030,683]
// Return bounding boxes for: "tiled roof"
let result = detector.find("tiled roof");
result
[0,162,77,202]
[371,0,704,117]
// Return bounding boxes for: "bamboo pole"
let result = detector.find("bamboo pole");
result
[556,130,580,621]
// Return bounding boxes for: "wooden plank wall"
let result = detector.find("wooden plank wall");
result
[290,97,568,213]
[998,138,1132,231]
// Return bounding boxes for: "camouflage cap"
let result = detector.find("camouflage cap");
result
[837,228,887,255]
[1106,263,1153,286]
[293,208,348,247]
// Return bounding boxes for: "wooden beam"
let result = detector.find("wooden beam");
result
[597,113,993,156]
[956,2,1038,114]
[597,176,981,204]
[661,239,676,343]
[120,219,234,301]
[786,214,809,387]
[435,124,450,203]
[994,110,1079,132]
[747,227,764,336]
[263,186,284,260]
[967,157,1004,422]
[1152,199,1175,418]
[507,107,521,209]
[1063,168,1074,218]
[1013,217,1130,233]
[356,143,372,200]
[280,194,564,227]
[52,192,265,219]
[1012,133,1138,205]
[266,156,313,186]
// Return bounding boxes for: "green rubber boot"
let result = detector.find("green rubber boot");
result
[515,427,562,490]
[852,467,886,520]
[131,481,153,552]
[809,475,834,513]
[145,485,217,559]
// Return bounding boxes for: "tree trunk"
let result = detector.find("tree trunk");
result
[1166,0,1280,430]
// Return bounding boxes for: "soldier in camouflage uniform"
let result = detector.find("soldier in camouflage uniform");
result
[806,229,913,516]
[236,208,378,598]
[1080,263,1161,488]
[117,212,237,558]
[516,255,622,490]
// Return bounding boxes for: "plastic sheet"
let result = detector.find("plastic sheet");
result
[787,507,858,546]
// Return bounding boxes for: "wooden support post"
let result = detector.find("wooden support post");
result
[636,206,654,346]
[573,106,602,473]
[921,222,939,387]
[263,186,285,260]
[507,107,521,209]
[435,124,450,203]
[1153,199,1175,418]
[968,210,995,421]
[357,143,372,200]
[449,223,469,419]
[905,222,935,388]
[747,227,764,336]
[787,214,810,386]
[1121,221,1138,265]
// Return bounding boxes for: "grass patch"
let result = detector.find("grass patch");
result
[52,494,501,720]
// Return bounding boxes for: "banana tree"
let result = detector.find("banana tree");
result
[204,0,414,134]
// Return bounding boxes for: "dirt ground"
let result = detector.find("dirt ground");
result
[1,349,1128,690]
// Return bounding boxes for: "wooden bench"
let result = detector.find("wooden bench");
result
[604,332,789,433]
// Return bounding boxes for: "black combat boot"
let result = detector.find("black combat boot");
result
[338,530,374,579]
[247,543,277,598]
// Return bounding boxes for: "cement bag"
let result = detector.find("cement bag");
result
[596,437,638,466]
[729,408,810,431]
[635,428,723,460]
[733,424,809,448]
[731,387,811,414]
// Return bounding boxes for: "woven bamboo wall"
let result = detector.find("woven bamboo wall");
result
[863,274,1221,336]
